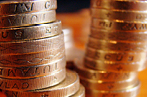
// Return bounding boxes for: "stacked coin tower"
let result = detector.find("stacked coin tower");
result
[74,0,147,97]
[0,0,85,97]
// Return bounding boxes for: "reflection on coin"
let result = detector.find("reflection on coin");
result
[0,0,57,15]
[80,76,138,91]
[86,80,140,97]
[0,57,66,78]
[0,69,66,91]
[84,57,146,72]
[0,20,62,41]
[0,10,56,28]
[0,33,64,54]
[74,58,137,81]
[91,0,147,11]
[91,28,147,42]
[4,69,80,97]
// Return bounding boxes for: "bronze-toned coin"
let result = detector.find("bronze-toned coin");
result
[91,0,147,11]
[91,8,147,22]
[0,48,65,67]
[86,80,140,97]
[91,27,147,42]
[92,18,147,31]
[0,0,57,15]
[80,76,138,91]
[4,69,80,97]
[0,10,56,28]
[72,84,85,97]
[85,47,146,63]
[87,37,147,52]
[0,20,62,41]
[0,57,66,78]
[84,57,146,72]
[74,58,137,81]
[0,69,66,91]
[0,33,64,54]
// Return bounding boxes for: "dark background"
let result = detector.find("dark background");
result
[57,0,90,12]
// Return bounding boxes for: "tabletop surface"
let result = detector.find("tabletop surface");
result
[57,9,147,97]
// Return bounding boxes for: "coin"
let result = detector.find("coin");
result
[0,33,64,54]
[84,57,146,72]
[0,0,57,15]
[0,20,62,41]
[92,18,147,31]
[0,69,66,91]
[86,80,140,97]
[85,47,146,63]
[74,58,137,81]
[91,27,147,42]
[91,0,147,11]
[72,84,85,97]
[0,10,56,28]
[80,76,138,91]
[87,37,147,52]
[4,69,79,97]
[91,8,147,21]
[0,57,66,78]
[0,48,65,67]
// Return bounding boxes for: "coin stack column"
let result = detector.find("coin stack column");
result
[0,0,84,97]
[74,0,147,97]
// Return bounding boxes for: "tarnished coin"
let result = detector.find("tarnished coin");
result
[85,47,146,63]
[0,69,66,91]
[0,0,57,15]
[4,69,80,97]
[0,33,64,54]
[91,27,147,42]
[86,80,140,97]
[72,84,85,97]
[84,57,146,72]
[0,10,56,28]
[0,48,65,67]
[80,76,138,91]
[0,20,62,41]
[91,0,147,11]
[74,58,137,81]
[0,57,66,78]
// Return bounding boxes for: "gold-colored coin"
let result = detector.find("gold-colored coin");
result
[91,8,147,22]
[0,0,57,15]
[87,37,147,52]
[0,48,65,67]
[91,0,147,11]
[85,47,146,63]
[0,69,66,91]
[80,76,138,91]
[91,27,147,42]
[0,10,56,28]
[74,58,137,81]
[92,18,147,31]
[84,57,146,72]
[72,84,85,97]
[4,69,80,97]
[86,80,140,97]
[0,33,64,54]
[0,57,66,78]
[0,20,62,41]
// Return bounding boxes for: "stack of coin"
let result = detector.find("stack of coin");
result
[63,28,85,70]
[0,0,84,97]
[74,0,147,97]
